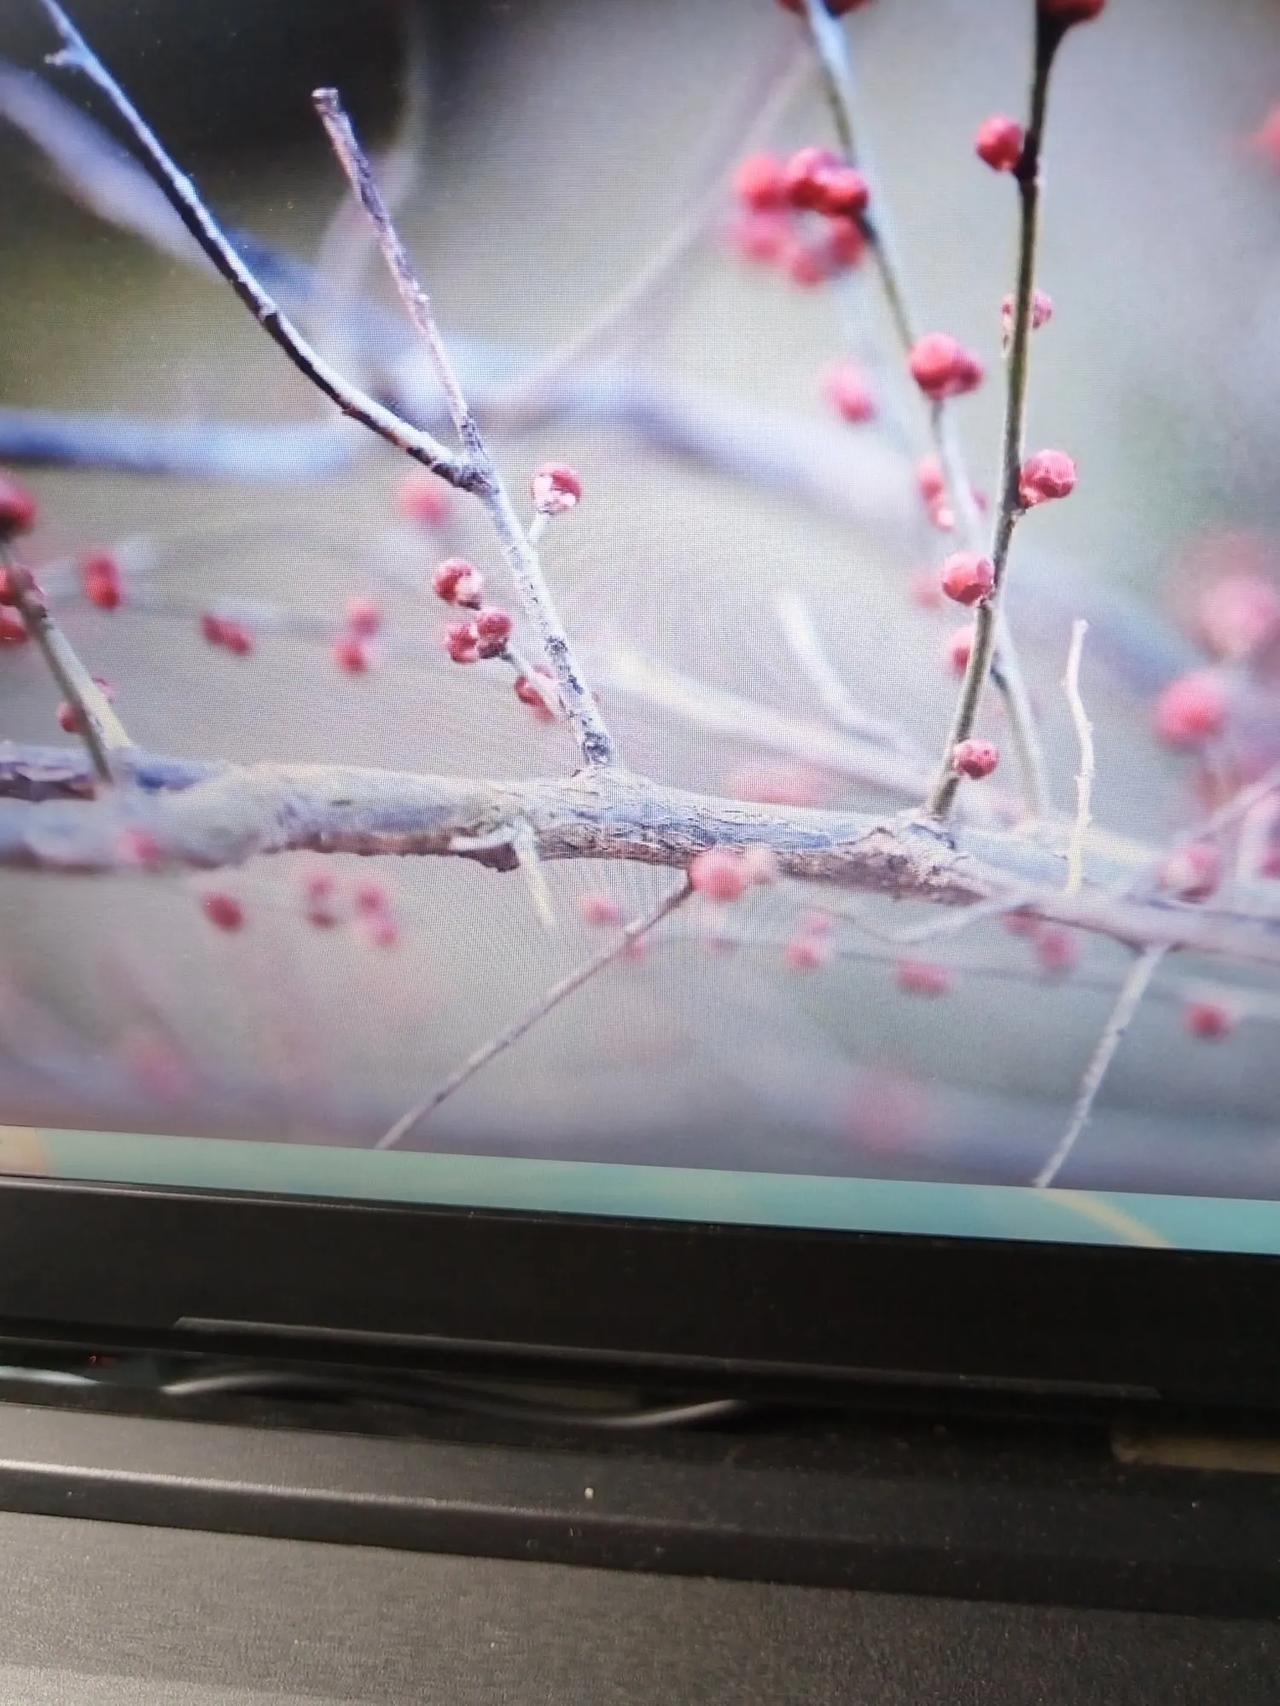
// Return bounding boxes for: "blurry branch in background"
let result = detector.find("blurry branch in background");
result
[1033,944,1168,1189]
[773,590,928,762]
[797,0,1049,819]
[1062,619,1095,896]
[310,84,614,769]
[375,881,693,1148]
[2,742,1280,972]
[924,7,1064,821]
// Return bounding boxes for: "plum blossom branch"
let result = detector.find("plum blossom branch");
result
[375,881,693,1148]
[311,85,615,770]
[1033,944,1168,1189]
[35,0,470,489]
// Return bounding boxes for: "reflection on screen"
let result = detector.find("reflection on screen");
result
[0,0,1276,1252]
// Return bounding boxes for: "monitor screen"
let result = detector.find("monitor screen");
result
[0,0,1277,1259]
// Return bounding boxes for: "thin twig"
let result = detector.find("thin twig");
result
[926,15,1061,820]
[799,0,1049,819]
[375,881,692,1147]
[1062,618,1095,896]
[37,0,470,488]
[311,86,616,770]
[5,553,129,783]
[1033,944,1167,1189]
[773,591,926,760]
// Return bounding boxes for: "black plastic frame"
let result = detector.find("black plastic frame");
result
[0,1174,1277,1412]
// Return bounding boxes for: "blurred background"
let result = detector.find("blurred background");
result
[0,0,1278,1196]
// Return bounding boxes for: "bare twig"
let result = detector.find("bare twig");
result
[926,15,1061,820]
[798,0,1049,819]
[1033,944,1167,1189]
[773,591,926,761]
[4,554,129,783]
[311,86,616,770]
[375,881,692,1147]
[1062,618,1095,896]
[36,1,471,489]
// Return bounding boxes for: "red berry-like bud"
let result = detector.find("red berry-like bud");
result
[945,623,977,676]
[782,146,842,211]
[513,668,557,721]
[1038,0,1105,24]
[908,333,984,400]
[784,934,831,972]
[1018,449,1076,506]
[201,891,244,932]
[689,847,750,902]
[1001,289,1054,342]
[0,472,37,540]
[81,551,123,610]
[725,209,792,265]
[782,239,832,287]
[301,868,340,930]
[333,634,370,673]
[975,114,1024,172]
[116,826,163,870]
[443,621,480,665]
[432,557,484,607]
[473,606,513,645]
[895,959,951,998]
[220,621,253,656]
[1159,842,1221,902]
[530,462,582,515]
[940,551,995,606]
[0,609,28,646]
[397,471,450,527]
[1195,574,1280,663]
[813,165,870,220]
[823,216,868,272]
[1183,999,1234,1041]
[1034,926,1079,975]
[823,360,876,424]
[1153,671,1227,748]
[345,597,381,637]
[916,457,945,504]
[951,737,999,779]
[732,151,788,211]
[355,878,390,916]
[580,893,623,927]
[364,914,400,949]
[199,612,226,647]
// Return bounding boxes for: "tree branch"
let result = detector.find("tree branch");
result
[35,0,472,490]
[1062,618,1095,896]
[375,881,693,1148]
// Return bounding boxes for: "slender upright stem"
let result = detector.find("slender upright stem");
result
[311,88,617,771]
[37,0,469,487]
[799,0,1049,819]
[6,551,129,783]
[1033,944,1166,1189]
[1062,618,1095,895]
[376,881,692,1148]
[926,19,1059,820]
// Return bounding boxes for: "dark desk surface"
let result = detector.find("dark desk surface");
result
[0,1509,1274,1705]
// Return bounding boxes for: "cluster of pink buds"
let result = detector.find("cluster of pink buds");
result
[895,959,952,999]
[689,845,777,903]
[292,868,398,945]
[0,471,37,542]
[944,622,976,676]
[915,456,987,534]
[1002,909,1081,976]
[530,462,582,516]
[783,909,834,973]
[1018,449,1076,507]
[727,142,869,289]
[81,550,124,610]
[975,115,1024,174]
[443,605,513,665]
[57,676,115,734]
[199,612,253,656]
[909,333,984,401]
[397,471,451,528]
[331,596,383,674]
[432,557,485,608]
[823,360,876,425]
[0,607,28,645]
[1000,288,1053,347]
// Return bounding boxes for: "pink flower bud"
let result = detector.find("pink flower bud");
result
[57,676,114,734]
[580,894,623,927]
[732,151,788,211]
[363,914,400,949]
[813,165,870,220]
[975,114,1024,172]
[514,668,557,722]
[782,239,832,287]
[345,597,381,637]
[940,551,995,606]
[302,867,340,930]
[1034,926,1079,975]
[784,934,831,972]
[0,472,37,540]
[221,621,253,657]
[742,847,781,885]
[81,551,123,610]
[945,623,977,676]
[530,462,582,515]
[1183,999,1235,1041]
[0,609,29,646]
[951,737,999,779]
[473,606,513,659]
[895,959,952,998]
[782,146,842,211]
[823,360,876,424]
[909,569,944,610]
[1194,574,1280,663]
[397,472,450,527]
[909,333,984,400]
[1000,289,1054,342]
[432,557,484,607]
[916,457,946,504]
[725,209,792,265]
[726,763,834,807]
[443,621,480,665]
[201,891,244,932]
[116,826,163,870]
[1038,0,1106,24]
[355,879,390,916]
[690,847,750,902]
[333,635,370,673]
[1152,671,1227,748]
[1159,842,1221,902]
[199,612,227,647]
[1018,449,1077,506]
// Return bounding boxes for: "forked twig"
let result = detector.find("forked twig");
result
[376,881,693,1148]
[1033,944,1167,1189]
